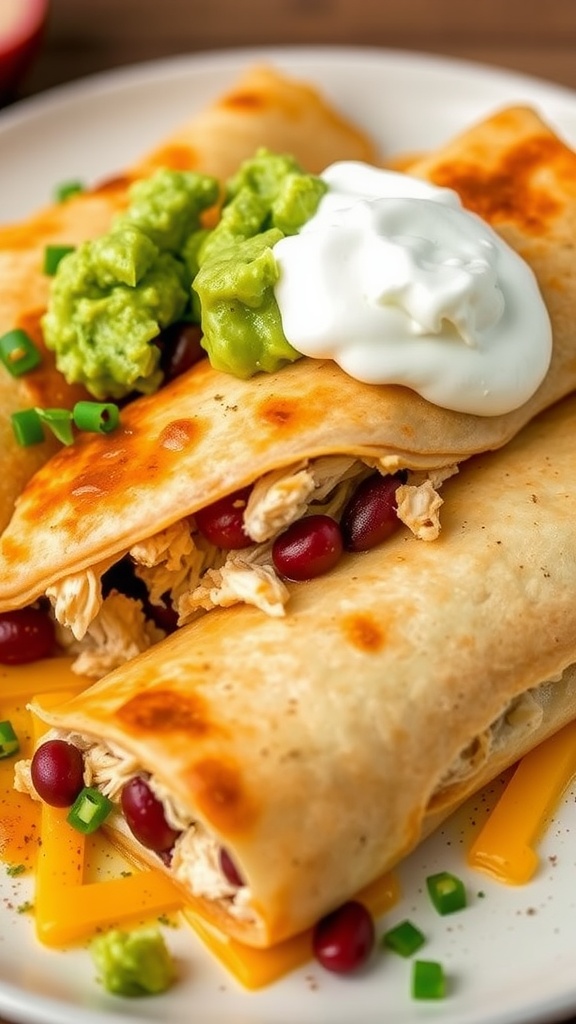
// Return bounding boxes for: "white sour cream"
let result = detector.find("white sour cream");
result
[273,163,552,416]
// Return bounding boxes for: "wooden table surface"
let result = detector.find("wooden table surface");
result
[16,0,576,98]
[3,1,576,1022]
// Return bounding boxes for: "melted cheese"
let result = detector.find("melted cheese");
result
[35,801,183,946]
[182,871,400,990]
[30,684,183,947]
[468,718,576,883]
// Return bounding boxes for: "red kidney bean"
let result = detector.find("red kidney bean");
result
[272,514,343,581]
[194,486,253,549]
[0,607,55,664]
[312,900,375,974]
[219,847,245,887]
[121,775,181,853]
[340,472,404,552]
[30,739,85,807]
[146,597,179,634]
[158,321,205,382]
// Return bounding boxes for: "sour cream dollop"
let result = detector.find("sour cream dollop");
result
[273,163,552,416]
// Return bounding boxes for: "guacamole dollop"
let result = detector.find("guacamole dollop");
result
[192,149,327,377]
[43,151,326,396]
[90,926,176,997]
[42,168,219,399]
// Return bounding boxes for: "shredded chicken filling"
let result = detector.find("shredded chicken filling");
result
[13,678,553,924]
[435,686,549,792]
[45,455,456,677]
[15,729,256,923]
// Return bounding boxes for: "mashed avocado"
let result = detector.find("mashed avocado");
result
[194,229,296,377]
[42,169,218,399]
[191,149,326,377]
[90,925,176,997]
[43,152,326,395]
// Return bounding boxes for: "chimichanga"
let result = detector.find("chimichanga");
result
[19,392,576,948]
[0,105,574,682]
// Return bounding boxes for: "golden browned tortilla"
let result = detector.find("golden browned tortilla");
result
[0,65,378,533]
[31,393,576,947]
[0,105,575,621]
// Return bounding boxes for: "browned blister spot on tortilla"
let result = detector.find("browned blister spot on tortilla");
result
[0,535,29,564]
[186,757,256,833]
[340,612,386,653]
[157,418,201,451]
[11,366,210,532]
[256,386,332,437]
[430,133,571,233]
[220,89,267,114]
[15,309,46,350]
[258,397,299,427]
[117,687,212,736]
[0,211,69,250]
[91,174,133,197]
[68,449,132,503]
[11,434,137,536]
[143,144,200,171]
[15,309,88,408]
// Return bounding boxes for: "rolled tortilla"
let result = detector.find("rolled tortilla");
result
[0,105,575,672]
[26,392,576,947]
[0,65,378,533]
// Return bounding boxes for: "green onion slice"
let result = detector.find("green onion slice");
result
[67,787,113,834]
[73,400,120,434]
[0,329,42,377]
[382,919,426,957]
[412,959,445,1000]
[12,401,121,448]
[0,720,20,759]
[43,244,76,276]
[426,871,467,916]
[37,408,75,446]
[54,179,85,202]
[11,408,45,447]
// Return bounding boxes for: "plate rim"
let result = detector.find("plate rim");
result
[4,42,576,129]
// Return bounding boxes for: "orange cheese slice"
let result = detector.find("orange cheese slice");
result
[30,688,183,947]
[468,718,576,883]
[182,871,400,990]
[34,801,184,946]
[0,659,87,867]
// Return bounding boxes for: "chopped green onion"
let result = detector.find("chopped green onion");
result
[11,401,121,448]
[37,408,75,446]
[412,959,445,1000]
[426,871,467,916]
[0,329,41,377]
[11,408,45,446]
[6,863,26,877]
[0,720,20,759]
[54,179,85,202]
[43,244,76,275]
[67,787,113,834]
[73,400,120,434]
[382,919,426,957]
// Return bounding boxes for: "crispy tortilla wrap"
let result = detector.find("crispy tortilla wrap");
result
[0,105,575,675]
[0,66,377,534]
[24,393,576,947]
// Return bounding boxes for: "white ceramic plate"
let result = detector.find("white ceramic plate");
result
[1,45,576,1024]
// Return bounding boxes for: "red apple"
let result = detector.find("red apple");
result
[0,0,49,101]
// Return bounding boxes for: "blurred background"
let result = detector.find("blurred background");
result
[6,0,576,103]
